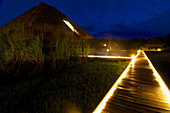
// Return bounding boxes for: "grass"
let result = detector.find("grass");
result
[146,51,170,89]
[0,24,91,75]
[0,24,129,113]
[0,58,130,113]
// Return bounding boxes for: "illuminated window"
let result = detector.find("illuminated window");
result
[63,20,79,35]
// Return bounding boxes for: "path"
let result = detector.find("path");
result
[93,50,170,113]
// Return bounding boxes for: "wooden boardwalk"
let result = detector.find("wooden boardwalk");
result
[93,50,170,113]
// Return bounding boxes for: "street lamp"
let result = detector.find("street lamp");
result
[106,49,110,55]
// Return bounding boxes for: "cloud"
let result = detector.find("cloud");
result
[97,28,159,39]
[82,25,95,32]
[137,8,170,33]
[94,8,170,39]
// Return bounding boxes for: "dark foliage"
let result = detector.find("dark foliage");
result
[146,51,170,89]
[0,58,129,113]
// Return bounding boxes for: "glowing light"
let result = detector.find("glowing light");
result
[88,55,131,59]
[131,55,136,59]
[93,50,140,113]
[137,50,141,53]
[136,50,141,58]
[63,20,79,35]
[131,55,136,68]
[157,48,162,51]
[106,49,110,52]
[103,44,107,47]
[142,51,170,103]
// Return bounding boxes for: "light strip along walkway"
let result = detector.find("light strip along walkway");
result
[93,50,170,113]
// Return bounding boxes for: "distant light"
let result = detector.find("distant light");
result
[107,49,110,52]
[63,20,79,35]
[103,44,107,47]
[150,48,157,51]
[157,48,162,51]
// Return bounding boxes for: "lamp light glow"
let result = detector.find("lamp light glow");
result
[88,55,131,59]
[131,55,136,67]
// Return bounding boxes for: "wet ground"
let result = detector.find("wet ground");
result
[96,51,170,113]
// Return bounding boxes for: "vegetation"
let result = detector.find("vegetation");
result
[92,37,146,51]
[0,23,92,75]
[162,47,170,52]
[0,58,130,113]
[0,23,130,113]
[146,51,170,89]
[0,24,45,74]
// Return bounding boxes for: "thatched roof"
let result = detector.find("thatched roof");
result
[145,37,165,48]
[0,2,93,42]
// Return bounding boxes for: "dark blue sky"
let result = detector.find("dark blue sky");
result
[1,0,170,39]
